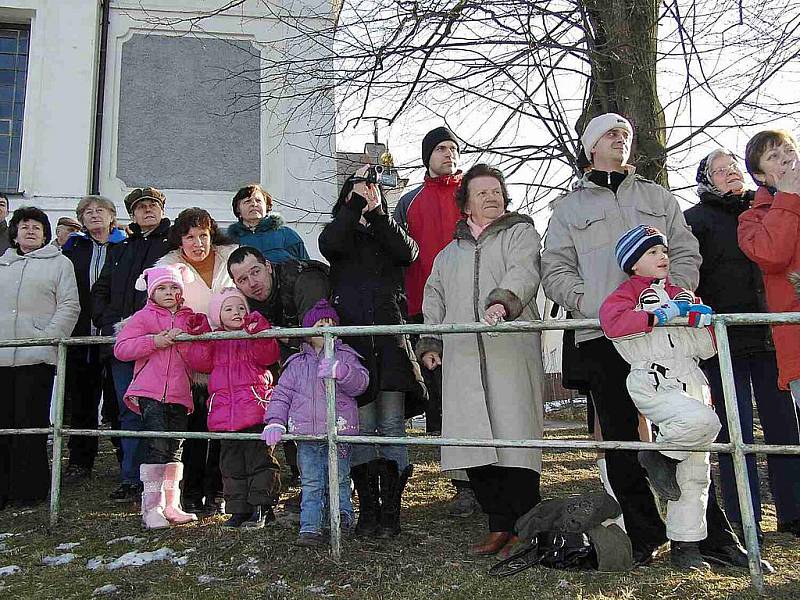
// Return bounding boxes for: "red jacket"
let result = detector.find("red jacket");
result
[393,173,462,317]
[737,186,800,389]
[185,313,281,432]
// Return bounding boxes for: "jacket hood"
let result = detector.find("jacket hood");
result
[230,213,285,234]
[698,189,753,214]
[454,211,536,242]
[0,242,63,264]
[63,228,127,250]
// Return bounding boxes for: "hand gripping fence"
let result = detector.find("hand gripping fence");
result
[3,313,800,592]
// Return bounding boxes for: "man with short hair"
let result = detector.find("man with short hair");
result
[394,126,480,517]
[0,194,9,255]
[542,113,759,569]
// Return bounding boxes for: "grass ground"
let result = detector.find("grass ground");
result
[0,422,797,599]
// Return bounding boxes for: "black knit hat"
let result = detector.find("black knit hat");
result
[422,126,459,169]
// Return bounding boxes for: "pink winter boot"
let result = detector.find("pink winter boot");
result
[140,464,169,530]
[162,462,198,524]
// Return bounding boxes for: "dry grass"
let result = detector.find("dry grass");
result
[0,425,797,599]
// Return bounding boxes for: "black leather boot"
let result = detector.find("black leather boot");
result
[378,461,413,538]
[351,460,381,536]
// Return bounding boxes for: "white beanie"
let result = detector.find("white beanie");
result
[581,113,633,162]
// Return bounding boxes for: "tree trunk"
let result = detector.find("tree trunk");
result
[579,0,668,187]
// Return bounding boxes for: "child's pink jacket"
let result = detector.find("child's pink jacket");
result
[113,301,195,414]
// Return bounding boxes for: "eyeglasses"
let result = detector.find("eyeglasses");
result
[709,163,739,178]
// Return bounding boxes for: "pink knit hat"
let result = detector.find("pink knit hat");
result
[135,264,194,299]
[208,287,249,330]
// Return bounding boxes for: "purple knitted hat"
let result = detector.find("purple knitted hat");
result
[303,299,339,328]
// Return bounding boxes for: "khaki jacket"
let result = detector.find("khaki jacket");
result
[419,213,544,472]
[541,168,700,344]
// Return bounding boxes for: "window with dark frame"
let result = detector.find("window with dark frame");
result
[0,24,28,194]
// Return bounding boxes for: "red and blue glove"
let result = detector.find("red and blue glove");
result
[186,313,212,335]
[653,300,690,326]
[261,423,286,445]
[687,303,713,328]
[318,357,350,381]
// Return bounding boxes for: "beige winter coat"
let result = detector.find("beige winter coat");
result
[418,213,544,472]
[0,245,80,366]
[541,167,701,344]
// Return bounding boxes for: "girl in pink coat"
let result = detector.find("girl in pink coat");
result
[113,264,198,530]
[185,287,281,529]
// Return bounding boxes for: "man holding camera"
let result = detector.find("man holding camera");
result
[394,126,480,518]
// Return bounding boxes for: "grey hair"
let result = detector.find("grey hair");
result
[75,195,118,230]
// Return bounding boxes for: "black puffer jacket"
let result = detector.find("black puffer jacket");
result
[91,219,171,336]
[318,191,427,412]
[683,190,773,357]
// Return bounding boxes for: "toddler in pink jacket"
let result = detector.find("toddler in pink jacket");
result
[113,264,198,530]
[600,225,721,570]
[185,287,281,529]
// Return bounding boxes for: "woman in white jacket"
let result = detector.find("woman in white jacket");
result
[0,207,79,508]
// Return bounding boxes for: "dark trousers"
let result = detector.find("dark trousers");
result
[580,337,737,553]
[466,465,541,532]
[0,364,55,502]
[181,385,222,502]
[66,347,112,470]
[139,397,188,464]
[220,426,281,514]
[704,352,800,525]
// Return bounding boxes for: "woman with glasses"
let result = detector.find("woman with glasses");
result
[684,148,800,542]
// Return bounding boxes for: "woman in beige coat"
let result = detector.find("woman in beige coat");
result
[0,207,79,508]
[417,164,545,558]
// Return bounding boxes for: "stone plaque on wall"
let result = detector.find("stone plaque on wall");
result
[117,34,260,191]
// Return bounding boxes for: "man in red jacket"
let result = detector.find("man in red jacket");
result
[394,126,480,517]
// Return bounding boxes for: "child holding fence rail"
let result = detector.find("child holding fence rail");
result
[113,264,198,530]
[599,225,722,570]
[184,288,282,529]
[261,299,369,546]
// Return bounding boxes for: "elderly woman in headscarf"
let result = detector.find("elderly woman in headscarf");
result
[684,148,800,542]
[417,163,545,559]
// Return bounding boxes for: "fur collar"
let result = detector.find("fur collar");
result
[230,213,285,235]
[453,211,535,242]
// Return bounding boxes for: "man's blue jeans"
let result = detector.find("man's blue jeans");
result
[111,359,145,484]
[297,442,353,535]
[350,391,408,470]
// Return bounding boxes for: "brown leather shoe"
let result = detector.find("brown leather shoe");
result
[469,532,512,556]
[495,535,521,560]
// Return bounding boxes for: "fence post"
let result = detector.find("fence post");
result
[713,320,764,592]
[49,341,68,528]
[323,332,342,560]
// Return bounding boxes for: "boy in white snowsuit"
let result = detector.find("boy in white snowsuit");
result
[599,224,722,569]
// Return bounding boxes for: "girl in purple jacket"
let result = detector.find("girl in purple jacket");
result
[185,288,281,529]
[114,264,198,530]
[262,299,369,546]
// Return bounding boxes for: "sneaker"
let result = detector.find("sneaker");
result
[109,482,142,503]
[241,506,276,530]
[295,532,326,547]
[201,497,226,516]
[223,513,251,528]
[638,451,681,501]
[447,488,480,518]
[670,541,710,570]
[701,543,775,573]
[63,465,92,483]
[633,544,661,567]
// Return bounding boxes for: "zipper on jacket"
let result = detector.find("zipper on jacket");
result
[161,313,176,402]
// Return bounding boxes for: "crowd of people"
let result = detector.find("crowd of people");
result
[0,115,798,570]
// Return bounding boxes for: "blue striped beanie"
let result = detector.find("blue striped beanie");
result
[615,225,668,274]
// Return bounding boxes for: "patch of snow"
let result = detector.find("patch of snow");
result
[43,553,78,566]
[0,565,20,577]
[55,542,81,551]
[171,555,189,566]
[197,575,226,584]
[87,557,106,571]
[106,536,145,546]
[237,556,261,576]
[558,579,570,589]
[92,584,119,596]
[0,534,20,541]
[99,548,177,571]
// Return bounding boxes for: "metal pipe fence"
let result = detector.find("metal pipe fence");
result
[3,312,800,592]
